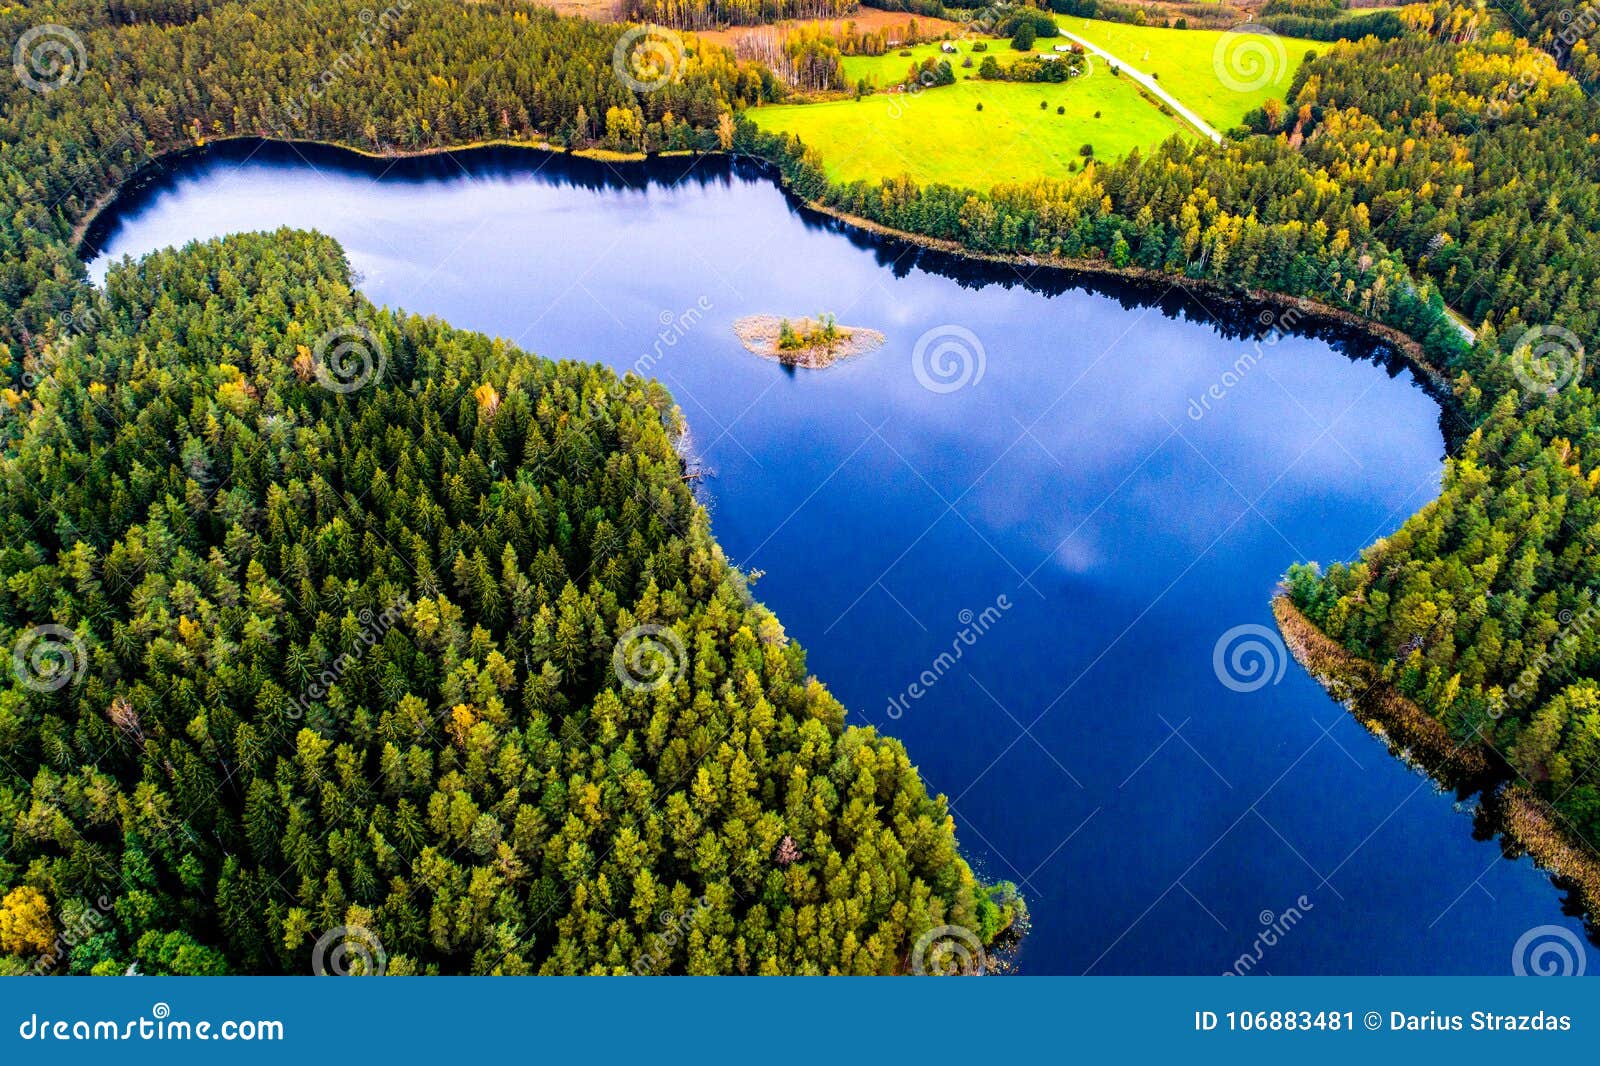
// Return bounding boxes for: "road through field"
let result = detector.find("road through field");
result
[1058,30,1224,144]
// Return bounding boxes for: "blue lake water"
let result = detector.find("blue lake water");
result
[85,141,1595,975]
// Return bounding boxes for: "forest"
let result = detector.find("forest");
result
[0,224,1018,974]
[3,0,1600,970]
[0,0,1015,975]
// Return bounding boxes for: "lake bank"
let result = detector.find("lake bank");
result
[1274,595,1600,923]
[748,165,1469,441]
[73,135,1459,438]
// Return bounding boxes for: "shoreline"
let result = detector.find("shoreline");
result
[72,135,1457,413]
[72,135,545,252]
[1273,595,1600,922]
[71,134,1458,405]
[70,135,649,257]
[778,190,1461,409]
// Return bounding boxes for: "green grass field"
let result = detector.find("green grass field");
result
[1054,16,1313,129]
[750,39,1187,189]
[746,18,1314,189]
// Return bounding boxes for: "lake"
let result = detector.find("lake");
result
[85,140,1594,975]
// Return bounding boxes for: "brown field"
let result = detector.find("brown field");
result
[532,0,1353,31]
[697,6,966,48]
[539,0,624,20]
[533,1,966,35]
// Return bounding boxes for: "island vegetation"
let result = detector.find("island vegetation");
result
[733,313,886,367]
[5,0,1600,965]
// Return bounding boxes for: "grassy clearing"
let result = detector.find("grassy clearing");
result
[746,17,1313,188]
[751,37,1186,188]
[748,70,1185,188]
[1054,16,1313,129]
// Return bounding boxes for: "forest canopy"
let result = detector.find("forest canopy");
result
[0,228,1017,974]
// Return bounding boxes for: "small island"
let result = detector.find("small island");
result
[733,313,885,368]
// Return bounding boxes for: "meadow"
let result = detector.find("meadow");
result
[746,18,1313,188]
[1053,15,1313,129]
[748,38,1188,188]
